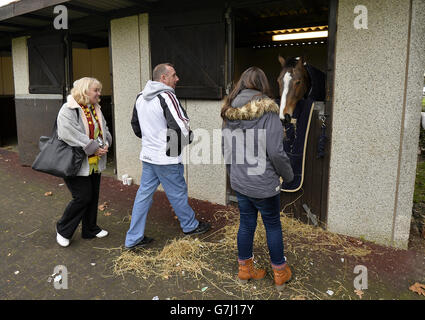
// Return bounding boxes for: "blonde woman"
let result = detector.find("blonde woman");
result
[55,77,112,247]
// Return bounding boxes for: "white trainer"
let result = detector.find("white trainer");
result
[96,230,108,238]
[56,232,70,247]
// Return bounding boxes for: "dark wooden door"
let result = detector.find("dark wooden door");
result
[280,0,337,227]
[150,8,225,100]
[280,105,328,226]
[225,0,336,227]
[28,33,66,95]
[15,33,71,165]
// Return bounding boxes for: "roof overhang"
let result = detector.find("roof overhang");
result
[0,0,156,50]
[0,0,330,50]
[0,0,69,21]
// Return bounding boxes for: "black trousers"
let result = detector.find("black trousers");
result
[57,173,102,239]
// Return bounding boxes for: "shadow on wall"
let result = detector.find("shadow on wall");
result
[0,96,17,147]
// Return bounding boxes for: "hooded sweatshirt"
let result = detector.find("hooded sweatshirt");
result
[222,89,294,199]
[131,80,192,165]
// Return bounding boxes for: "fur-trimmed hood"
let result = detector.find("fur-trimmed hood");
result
[222,97,280,122]
[221,91,294,199]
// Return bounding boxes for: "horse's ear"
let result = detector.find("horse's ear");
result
[296,56,307,68]
[278,55,285,67]
[299,56,307,66]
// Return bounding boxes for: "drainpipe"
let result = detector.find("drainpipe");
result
[64,31,72,102]
[225,5,233,95]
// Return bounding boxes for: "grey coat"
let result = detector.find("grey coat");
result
[57,95,113,176]
[222,89,293,199]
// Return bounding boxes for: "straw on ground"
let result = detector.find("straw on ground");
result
[113,209,371,299]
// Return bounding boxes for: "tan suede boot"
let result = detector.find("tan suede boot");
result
[272,263,292,291]
[237,258,266,283]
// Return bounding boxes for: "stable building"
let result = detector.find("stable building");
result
[0,0,424,249]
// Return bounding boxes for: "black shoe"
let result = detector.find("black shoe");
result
[183,221,211,236]
[125,236,154,250]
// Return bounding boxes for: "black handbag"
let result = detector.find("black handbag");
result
[32,109,86,178]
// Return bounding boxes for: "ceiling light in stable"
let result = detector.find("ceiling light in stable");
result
[272,30,329,42]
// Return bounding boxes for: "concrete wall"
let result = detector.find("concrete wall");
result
[110,15,145,185]
[110,14,227,205]
[184,100,227,205]
[11,36,63,165]
[393,0,425,246]
[11,37,29,95]
[327,0,425,248]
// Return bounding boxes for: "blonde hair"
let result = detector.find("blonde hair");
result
[71,77,102,105]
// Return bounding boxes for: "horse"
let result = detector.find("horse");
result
[276,55,326,192]
[277,56,311,123]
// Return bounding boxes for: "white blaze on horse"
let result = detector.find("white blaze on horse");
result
[277,56,311,122]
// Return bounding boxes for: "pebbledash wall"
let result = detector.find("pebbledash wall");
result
[10,0,425,249]
[110,14,227,206]
[327,0,425,248]
[12,36,64,165]
[110,1,425,249]
[11,37,112,166]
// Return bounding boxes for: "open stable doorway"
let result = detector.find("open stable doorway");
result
[228,0,336,225]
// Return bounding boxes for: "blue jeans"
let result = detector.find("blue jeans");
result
[235,191,286,266]
[125,162,199,248]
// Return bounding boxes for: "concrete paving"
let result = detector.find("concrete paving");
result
[1,148,424,301]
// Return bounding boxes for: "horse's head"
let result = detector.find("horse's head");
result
[277,56,311,121]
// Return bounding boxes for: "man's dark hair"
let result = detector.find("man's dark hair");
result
[152,63,174,81]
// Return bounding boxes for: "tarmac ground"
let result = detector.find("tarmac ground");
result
[1,148,425,301]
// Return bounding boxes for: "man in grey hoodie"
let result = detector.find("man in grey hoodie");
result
[125,63,210,249]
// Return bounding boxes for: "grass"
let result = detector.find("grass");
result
[413,143,425,239]
[414,160,425,204]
